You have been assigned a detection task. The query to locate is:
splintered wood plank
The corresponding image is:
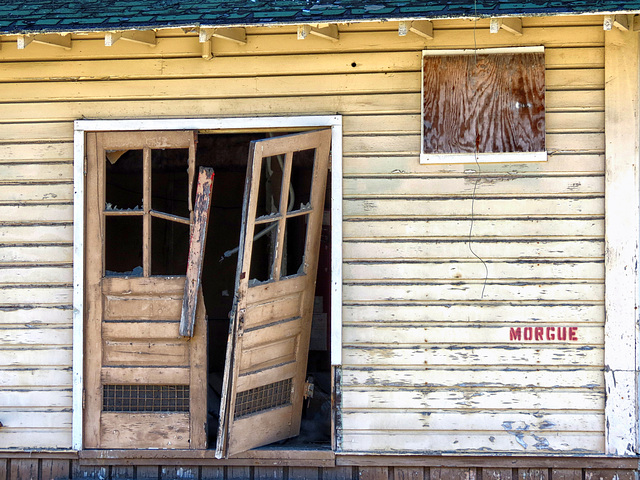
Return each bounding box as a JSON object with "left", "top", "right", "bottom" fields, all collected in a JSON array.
[
  {"left": 201, "top": 467, "right": 225, "bottom": 480},
  {"left": 180, "top": 167, "right": 214, "bottom": 337},
  {"left": 10, "top": 460, "right": 39, "bottom": 480},
  {"left": 100, "top": 413, "right": 190, "bottom": 448},
  {"left": 423, "top": 53, "right": 545, "bottom": 154},
  {"left": 189, "top": 291, "right": 208, "bottom": 449}
]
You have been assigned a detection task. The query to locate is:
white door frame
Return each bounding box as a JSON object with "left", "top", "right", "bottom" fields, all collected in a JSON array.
[{"left": 72, "top": 116, "right": 343, "bottom": 450}]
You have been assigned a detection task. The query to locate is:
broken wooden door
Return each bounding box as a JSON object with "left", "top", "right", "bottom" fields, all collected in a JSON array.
[
  {"left": 84, "top": 131, "right": 207, "bottom": 449},
  {"left": 216, "top": 129, "right": 332, "bottom": 458}
]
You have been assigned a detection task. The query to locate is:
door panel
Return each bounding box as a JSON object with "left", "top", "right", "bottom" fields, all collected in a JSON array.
[
  {"left": 216, "top": 129, "right": 331, "bottom": 458},
  {"left": 84, "top": 131, "right": 206, "bottom": 449}
]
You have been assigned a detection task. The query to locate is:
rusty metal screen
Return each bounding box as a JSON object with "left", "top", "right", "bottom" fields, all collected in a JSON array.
[
  {"left": 234, "top": 378, "right": 292, "bottom": 419},
  {"left": 102, "top": 385, "right": 190, "bottom": 412}
]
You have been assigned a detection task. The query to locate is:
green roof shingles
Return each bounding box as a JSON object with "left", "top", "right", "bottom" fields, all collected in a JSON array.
[{"left": 1, "top": 0, "right": 639, "bottom": 34}]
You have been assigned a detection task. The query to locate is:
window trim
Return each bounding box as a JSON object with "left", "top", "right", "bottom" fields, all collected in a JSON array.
[
  {"left": 420, "top": 46, "right": 547, "bottom": 165},
  {"left": 72, "top": 116, "right": 343, "bottom": 451}
]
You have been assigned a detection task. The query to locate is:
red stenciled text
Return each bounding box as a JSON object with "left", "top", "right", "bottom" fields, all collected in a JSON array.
[{"left": 509, "top": 326, "right": 578, "bottom": 342}]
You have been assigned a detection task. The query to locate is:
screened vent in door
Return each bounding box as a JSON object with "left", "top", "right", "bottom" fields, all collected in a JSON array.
[{"left": 216, "top": 129, "right": 331, "bottom": 458}]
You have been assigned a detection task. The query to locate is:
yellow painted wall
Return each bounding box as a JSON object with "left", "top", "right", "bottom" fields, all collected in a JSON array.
[{"left": 0, "top": 15, "right": 605, "bottom": 452}]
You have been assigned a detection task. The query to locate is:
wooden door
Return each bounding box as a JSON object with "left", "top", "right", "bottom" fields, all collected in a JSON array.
[
  {"left": 84, "top": 131, "right": 207, "bottom": 449},
  {"left": 216, "top": 129, "right": 331, "bottom": 458}
]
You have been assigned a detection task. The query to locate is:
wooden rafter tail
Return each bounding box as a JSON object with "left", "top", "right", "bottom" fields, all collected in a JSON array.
[{"left": 179, "top": 167, "right": 215, "bottom": 337}]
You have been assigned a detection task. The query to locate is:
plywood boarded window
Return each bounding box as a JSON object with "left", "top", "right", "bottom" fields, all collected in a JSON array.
[{"left": 421, "top": 47, "right": 546, "bottom": 164}]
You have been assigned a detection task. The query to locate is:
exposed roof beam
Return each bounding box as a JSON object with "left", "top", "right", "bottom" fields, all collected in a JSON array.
[
  {"left": 17, "top": 33, "right": 71, "bottom": 50},
  {"left": 199, "top": 27, "right": 247, "bottom": 45},
  {"left": 604, "top": 14, "right": 631, "bottom": 31},
  {"left": 105, "top": 30, "right": 156, "bottom": 47},
  {"left": 398, "top": 20, "right": 434, "bottom": 40},
  {"left": 297, "top": 24, "right": 339, "bottom": 42},
  {"left": 490, "top": 17, "right": 523, "bottom": 36}
]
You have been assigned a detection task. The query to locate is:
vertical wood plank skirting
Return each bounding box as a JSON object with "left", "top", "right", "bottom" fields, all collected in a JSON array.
[{"left": 603, "top": 27, "right": 640, "bottom": 456}]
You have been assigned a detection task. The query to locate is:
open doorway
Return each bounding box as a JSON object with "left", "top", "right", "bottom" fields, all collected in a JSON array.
[
  {"left": 77, "top": 119, "right": 338, "bottom": 453},
  {"left": 196, "top": 132, "right": 332, "bottom": 452}
]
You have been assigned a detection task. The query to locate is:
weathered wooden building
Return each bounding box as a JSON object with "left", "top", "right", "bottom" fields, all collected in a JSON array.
[{"left": 1, "top": 0, "right": 640, "bottom": 478}]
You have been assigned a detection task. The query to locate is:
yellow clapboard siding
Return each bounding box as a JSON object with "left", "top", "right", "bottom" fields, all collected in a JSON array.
[
  {"left": 0, "top": 286, "right": 72, "bottom": 305},
  {"left": 0, "top": 122, "right": 73, "bottom": 142},
  {"left": 342, "top": 388, "right": 604, "bottom": 410},
  {"left": 343, "top": 282, "right": 603, "bottom": 302},
  {"left": 0, "top": 367, "right": 72, "bottom": 386},
  {"left": 0, "top": 225, "right": 72, "bottom": 243},
  {"left": 0, "top": 307, "right": 71, "bottom": 325},
  {"left": 0, "top": 266, "right": 72, "bottom": 284},
  {"left": 0, "top": 163, "right": 72, "bottom": 182},
  {"left": 341, "top": 431, "right": 604, "bottom": 453},
  {"left": 0, "top": 47, "right": 604, "bottom": 82},
  {"left": 343, "top": 196, "right": 604, "bottom": 216},
  {"left": 0, "top": 429, "right": 71, "bottom": 449},
  {"left": 343, "top": 239, "right": 604, "bottom": 260},
  {"left": 0, "top": 388, "right": 71, "bottom": 407},
  {"left": 341, "top": 411, "right": 603, "bottom": 432},
  {"left": 0, "top": 204, "right": 73, "bottom": 222},
  {"left": 342, "top": 154, "right": 605, "bottom": 175},
  {"left": 0, "top": 144, "right": 72, "bottom": 162},
  {"left": 0, "top": 410, "right": 71, "bottom": 428},
  {"left": 0, "top": 347, "right": 71, "bottom": 366},
  {"left": 342, "top": 218, "right": 604, "bottom": 238},
  {"left": 0, "top": 326, "right": 71, "bottom": 345},
  {"left": 343, "top": 260, "right": 604, "bottom": 280},
  {"left": 342, "top": 304, "right": 604, "bottom": 324},
  {"left": 342, "top": 345, "right": 602, "bottom": 367},
  {"left": 343, "top": 175, "right": 604, "bottom": 197},
  {"left": 0, "top": 184, "right": 73, "bottom": 202},
  {"left": 342, "top": 324, "right": 602, "bottom": 344},
  {"left": 342, "top": 367, "right": 603, "bottom": 389},
  {"left": 0, "top": 245, "right": 72, "bottom": 263}
]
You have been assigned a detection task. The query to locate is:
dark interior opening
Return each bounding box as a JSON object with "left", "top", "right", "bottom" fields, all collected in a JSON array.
[{"left": 196, "top": 132, "right": 332, "bottom": 449}]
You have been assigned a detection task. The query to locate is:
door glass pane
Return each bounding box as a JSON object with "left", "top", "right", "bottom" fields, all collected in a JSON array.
[
  {"left": 105, "top": 216, "right": 143, "bottom": 276},
  {"left": 255, "top": 156, "right": 284, "bottom": 220},
  {"left": 288, "top": 149, "right": 315, "bottom": 213},
  {"left": 105, "top": 150, "right": 143, "bottom": 211},
  {"left": 248, "top": 221, "right": 279, "bottom": 284},
  {"left": 151, "top": 217, "right": 190, "bottom": 276},
  {"left": 151, "top": 148, "right": 190, "bottom": 218},
  {"left": 282, "top": 214, "right": 308, "bottom": 278}
]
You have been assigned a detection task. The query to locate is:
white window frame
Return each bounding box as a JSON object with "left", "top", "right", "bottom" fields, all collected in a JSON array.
[
  {"left": 420, "top": 46, "right": 547, "bottom": 165},
  {"left": 72, "top": 116, "right": 343, "bottom": 450}
]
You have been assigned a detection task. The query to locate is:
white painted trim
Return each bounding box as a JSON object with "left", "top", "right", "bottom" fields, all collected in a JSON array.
[
  {"left": 72, "top": 115, "right": 344, "bottom": 448},
  {"left": 72, "top": 128, "right": 85, "bottom": 451},
  {"left": 422, "top": 46, "right": 544, "bottom": 56},
  {"left": 419, "top": 151, "right": 547, "bottom": 165},
  {"left": 603, "top": 28, "right": 639, "bottom": 456}
]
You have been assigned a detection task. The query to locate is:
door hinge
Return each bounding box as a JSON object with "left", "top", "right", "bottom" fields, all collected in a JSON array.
[{"left": 303, "top": 376, "right": 315, "bottom": 400}]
